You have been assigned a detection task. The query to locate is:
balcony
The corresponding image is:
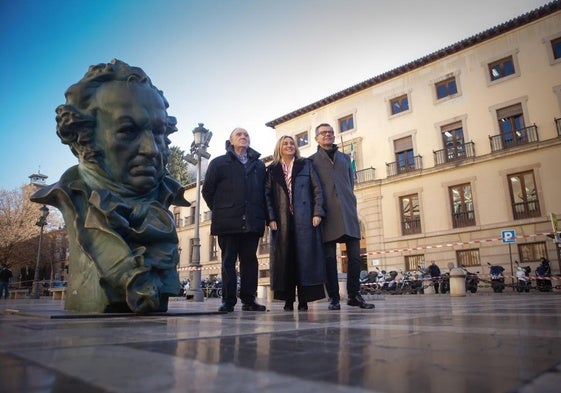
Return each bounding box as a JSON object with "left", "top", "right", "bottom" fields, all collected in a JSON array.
[
  {"left": 386, "top": 155, "right": 423, "bottom": 177},
  {"left": 355, "top": 167, "right": 376, "bottom": 184},
  {"left": 401, "top": 217, "right": 422, "bottom": 235},
  {"left": 489, "top": 124, "right": 538, "bottom": 152},
  {"left": 433, "top": 142, "right": 475, "bottom": 166},
  {"left": 452, "top": 210, "right": 476, "bottom": 228},
  {"left": 512, "top": 200, "right": 541, "bottom": 220}
]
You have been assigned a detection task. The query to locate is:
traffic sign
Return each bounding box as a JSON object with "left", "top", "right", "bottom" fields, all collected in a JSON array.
[{"left": 501, "top": 230, "right": 516, "bottom": 244}]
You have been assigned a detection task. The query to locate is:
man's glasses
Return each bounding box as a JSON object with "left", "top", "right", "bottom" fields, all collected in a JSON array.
[{"left": 318, "top": 130, "right": 334, "bottom": 136}]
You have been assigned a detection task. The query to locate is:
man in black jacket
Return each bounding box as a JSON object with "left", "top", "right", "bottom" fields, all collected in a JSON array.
[{"left": 202, "top": 128, "right": 267, "bottom": 312}]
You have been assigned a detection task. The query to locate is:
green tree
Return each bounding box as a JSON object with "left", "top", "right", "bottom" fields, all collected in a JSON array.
[{"left": 167, "top": 146, "right": 193, "bottom": 185}]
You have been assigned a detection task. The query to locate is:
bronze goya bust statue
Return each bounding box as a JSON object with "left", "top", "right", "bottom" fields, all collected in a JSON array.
[{"left": 31, "top": 59, "right": 190, "bottom": 313}]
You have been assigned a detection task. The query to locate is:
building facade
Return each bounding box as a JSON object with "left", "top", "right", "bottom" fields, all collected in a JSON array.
[{"left": 176, "top": 2, "right": 561, "bottom": 289}]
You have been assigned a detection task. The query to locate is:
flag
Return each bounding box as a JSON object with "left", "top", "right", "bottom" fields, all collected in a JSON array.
[{"left": 350, "top": 142, "right": 357, "bottom": 179}]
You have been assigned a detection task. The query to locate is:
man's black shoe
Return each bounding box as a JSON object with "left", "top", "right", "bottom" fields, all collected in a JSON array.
[
  {"left": 218, "top": 303, "right": 234, "bottom": 312},
  {"left": 241, "top": 302, "right": 266, "bottom": 311},
  {"left": 347, "top": 294, "right": 375, "bottom": 309},
  {"left": 283, "top": 302, "right": 294, "bottom": 311},
  {"left": 297, "top": 302, "right": 308, "bottom": 311},
  {"left": 328, "top": 298, "right": 341, "bottom": 310}
]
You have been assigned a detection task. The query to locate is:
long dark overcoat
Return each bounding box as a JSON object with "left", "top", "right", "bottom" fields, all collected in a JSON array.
[
  {"left": 309, "top": 145, "right": 361, "bottom": 242},
  {"left": 265, "top": 159, "right": 326, "bottom": 292}
]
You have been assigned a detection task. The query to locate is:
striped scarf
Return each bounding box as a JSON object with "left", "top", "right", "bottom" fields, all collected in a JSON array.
[{"left": 281, "top": 159, "right": 294, "bottom": 214}]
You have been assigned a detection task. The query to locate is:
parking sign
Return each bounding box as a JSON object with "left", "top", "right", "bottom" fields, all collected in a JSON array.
[{"left": 501, "top": 230, "right": 516, "bottom": 243}]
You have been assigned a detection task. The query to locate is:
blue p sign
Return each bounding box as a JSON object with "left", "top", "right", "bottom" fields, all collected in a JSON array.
[{"left": 502, "top": 230, "right": 516, "bottom": 244}]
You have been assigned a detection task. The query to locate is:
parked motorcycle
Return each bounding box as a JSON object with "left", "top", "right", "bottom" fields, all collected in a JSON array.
[
  {"left": 376, "top": 268, "right": 398, "bottom": 293},
  {"left": 439, "top": 272, "right": 450, "bottom": 294},
  {"left": 487, "top": 262, "right": 505, "bottom": 293},
  {"left": 360, "top": 270, "right": 379, "bottom": 295},
  {"left": 515, "top": 261, "right": 531, "bottom": 292},
  {"left": 460, "top": 266, "right": 479, "bottom": 293},
  {"left": 535, "top": 257, "right": 552, "bottom": 292},
  {"left": 398, "top": 270, "right": 423, "bottom": 294}
]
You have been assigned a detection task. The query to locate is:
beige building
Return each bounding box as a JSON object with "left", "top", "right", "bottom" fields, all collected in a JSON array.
[{"left": 176, "top": 3, "right": 561, "bottom": 289}]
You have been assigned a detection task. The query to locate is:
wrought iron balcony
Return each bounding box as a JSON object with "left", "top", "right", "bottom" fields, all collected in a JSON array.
[
  {"left": 433, "top": 142, "right": 475, "bottom": 166},
  {"left": 452, "top": 210, "right": 476, "bottom": 228},
  {"left": 355, "top": 167, "right": 376, "bottom": 184},
  {"left": 401, "top": 217, "right": 422, "bottom": 235},
  {"left": 512, "top": 200, "right": 541, "bottom": 220},
  {"left": 489, "top": 124, "right": 538, "bottom": 152},
  {"left": 386, "top": 155, "right": 423, "bottom": 177}
]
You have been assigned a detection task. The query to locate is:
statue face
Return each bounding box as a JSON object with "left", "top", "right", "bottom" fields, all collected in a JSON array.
[{"left": 92, "top": 81, "right": 168, "bottom": 194}]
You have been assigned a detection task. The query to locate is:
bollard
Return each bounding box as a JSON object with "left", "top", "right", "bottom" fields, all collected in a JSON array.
[{"left": 449, "top": 267, "right": 466, "bottom": 297}]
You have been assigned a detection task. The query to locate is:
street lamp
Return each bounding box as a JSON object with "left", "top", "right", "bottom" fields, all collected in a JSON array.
[
  {"left": 185, "top": 123, "right": 212, "bottom": 302},
  {"left": 32, "top": 205, "right": 49, "bottom": 299}
]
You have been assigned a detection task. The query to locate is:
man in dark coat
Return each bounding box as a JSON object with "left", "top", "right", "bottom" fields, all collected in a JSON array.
[
  {"left": 202, "top": 128, "right": 267, "bottom": 312},
  {"left": 309, "top": 123, "right": 374, "bottom": 310}
]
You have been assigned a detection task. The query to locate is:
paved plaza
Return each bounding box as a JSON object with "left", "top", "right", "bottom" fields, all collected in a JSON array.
[{"left": 1, "top": 291, "right": 560, "bottom": 393}]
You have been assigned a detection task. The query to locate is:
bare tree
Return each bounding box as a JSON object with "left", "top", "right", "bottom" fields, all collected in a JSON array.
[{"left": 0, "top": 186, "right": 62, "bottom": 269}]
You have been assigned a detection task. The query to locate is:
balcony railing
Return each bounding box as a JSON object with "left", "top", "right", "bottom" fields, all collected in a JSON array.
[
  {"left": 489, "top": 124, "right": 538, "bottom": 152},
  {"left": 512, "top": 200, "right": 541, "bottom": 220},
  {"left": 386, "top": 155, "right": 423, "bottom": 177},
  {"left": 401, "top": 217, "right": 422, "bottom": 235},
  {"left": 433, "top": 142, "right": 475, "bottom": 166},
  {"left": 555, "top": 117, "right": 561, "bottom": 137},
  {"left": 452, "top": 210, "right": 476, "bottom": 228},
  {"left": 355, "top": 167, "right": 376, "bottom": 184},
  {"left": 184, "top": 216, "right": 195, "bottom": 226}
]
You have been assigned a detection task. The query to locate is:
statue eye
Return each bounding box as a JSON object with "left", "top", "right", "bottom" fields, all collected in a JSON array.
[{"left": 116, "top": 124, "right": 138, "bottom": 138}]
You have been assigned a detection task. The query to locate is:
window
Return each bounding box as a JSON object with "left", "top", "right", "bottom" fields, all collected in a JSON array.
[
  {"left": 488, "top": 56, "right": 515, "bottom": 81},
  {"left": 497, "top": 103, "right": 526, "bottom": 147},
  {"left": 508, "top": 170, "right": 541, "bottom": 219},
  {"left": 441, "top": 122, "right": 465, "bottom": 161},
  {"left": 518, "top": 242, "right": 548, "bottom": 263},
  {"left": 435, "top": 77, "right": 458, "bottom": 99},
  {"left": 400, "top": 194, "right": 421, "bottom": 235},
  {"left": 551, "top": 36, "right": 561, "bottom": 60},
  {"left": 338, "top": 114, "right": 354, "bottom": 133},
  {"left": 394, "top": 136, "right": 415, "bottom": 173},
  {"left": 449, "top": 184, "right": 475, "bottom": 228},
  {"left": 405, "top": 254, "right": 425, "bottom": 272},
  {"left": 390, "top": 94, "right": 409, "bottom": 115},
  {"left": 456, "top": 249, "right": 480, "bottom": 267},
  {"left": 174, "top": 212, "right": 181, "bottom": 228},
  {"left": 209, "top": 236, "right": 218, "bottom": 261},
  {"left": 295, "top": 131, "right": 308, "bottom": 147}
]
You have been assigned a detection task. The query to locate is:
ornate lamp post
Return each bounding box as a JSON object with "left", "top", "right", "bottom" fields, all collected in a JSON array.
[
  {"left": 185, "top": 123, "right": 212, "bottom": 302},
  {"left": 32, "top": 205, "right": 49, "bottom": 299}
]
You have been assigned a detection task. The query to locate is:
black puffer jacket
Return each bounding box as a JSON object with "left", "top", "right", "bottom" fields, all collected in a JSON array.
[{"left": 202, "top": 146, "right": 266, "bottom": 236}]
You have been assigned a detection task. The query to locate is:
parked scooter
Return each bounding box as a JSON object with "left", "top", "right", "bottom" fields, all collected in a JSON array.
[
  {"left": 514, "top": 261, "right": 531, "bottom": 292},
  {"left": 535, "top": 257, "right": 552, "bottom": 292},
  {"left": 487, "top": 262, "right": 505, "bottom": 293}
]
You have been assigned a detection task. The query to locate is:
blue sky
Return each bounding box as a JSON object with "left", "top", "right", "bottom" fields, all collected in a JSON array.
[{"left": 0, "top": 0, "right": 551, "bottom": 191}]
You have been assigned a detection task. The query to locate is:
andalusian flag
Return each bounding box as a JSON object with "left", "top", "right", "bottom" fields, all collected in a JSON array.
[{"left": 350, "top": 142, "right": 357, "bottom": 179}]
